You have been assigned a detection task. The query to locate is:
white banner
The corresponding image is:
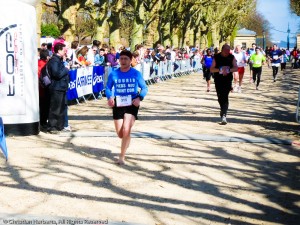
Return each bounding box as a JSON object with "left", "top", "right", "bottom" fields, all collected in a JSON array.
[{"left": 76, "top": 66, "right": 94, "bottom": 98}]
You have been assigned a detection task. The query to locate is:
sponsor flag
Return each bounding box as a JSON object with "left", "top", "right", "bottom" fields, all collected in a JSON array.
[
  {"left": 92, "top": 66, "right": 104, "bottom": 94},
  {"left": 67, "top": 69, "right": 78, "bottom": 101}
]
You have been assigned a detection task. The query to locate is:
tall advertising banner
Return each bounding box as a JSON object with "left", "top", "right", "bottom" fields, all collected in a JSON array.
[{"left": 0, "top": 0, "right": 40, "bottom": 135}]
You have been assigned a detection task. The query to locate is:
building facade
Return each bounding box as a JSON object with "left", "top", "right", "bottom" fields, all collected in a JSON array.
[{"left": 234, "top": 28, "right": 257, "bottom": 49}]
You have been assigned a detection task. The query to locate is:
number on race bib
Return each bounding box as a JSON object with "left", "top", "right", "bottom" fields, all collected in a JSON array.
[{"left": 116, "top": 95, "right": 132, "bottom": 107}]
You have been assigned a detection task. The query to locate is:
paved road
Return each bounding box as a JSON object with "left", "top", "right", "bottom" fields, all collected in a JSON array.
[{"left": 1, "top": 66, "right": 299, "bottom": 225}]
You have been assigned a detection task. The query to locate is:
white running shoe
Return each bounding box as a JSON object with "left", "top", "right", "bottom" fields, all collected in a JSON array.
[
  {"left": 221, "top": 116, "right": 227, "bottom": 125},
  {"left": 233, "top": 86, "right": 238, "bottom": 92},
  {"left": 238, "top": 86, "right": 242, "bottom": 93}
]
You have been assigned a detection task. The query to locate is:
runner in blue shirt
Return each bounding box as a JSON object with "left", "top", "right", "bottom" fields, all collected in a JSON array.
[
  {"left": 268, "top": 44, "right": 282, "bottom": 82},
  {"left": 247, "top": 43, "right": 256, "bottom": 82},
  {"left": 106, "top": 50, "right": 148, "bottom": 165},
  {"left": 201, "top": 49, "right": 213, "bottom": 92}
]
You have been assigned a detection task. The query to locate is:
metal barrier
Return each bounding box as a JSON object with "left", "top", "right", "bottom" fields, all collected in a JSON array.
[{"left": 135, "top": 58, "right": 202, "bottom": 85}]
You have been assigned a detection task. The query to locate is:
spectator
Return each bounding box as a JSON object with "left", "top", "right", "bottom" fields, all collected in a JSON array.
[
  {"left": 47, "top": 43, "right": 53, "bottom": 57},
  {"left": 76, "top": 46, "right": 91, "bottom": 66},
  {"left": 68, "top": 41, "right": 82, "bottom": 67},
  {"left": 95, "top": 48, "right": 106, "bottom": 66},
  {"left": 92, "top": 40, "right": 101, "bottom": 52},
  {"left": 131, "top": 50, "right": 141, "bottom": 71},
  {"left": 103, "top": 45, "right": 110, "bottom": 64},
  {"left": 47, "top": 43, "right": 70, "bottom": 134},
  {"left": 106, "top": 47, "right": 119, "bottom": 69},
  {"left": 52, "top": 36, "right": 65, "bottom": 53},
  {"left": 116, "top": 46, "right": 126, "bottom": 62},
  {"left": 41, "top": 43, "right": 47, "bottom": 50}
]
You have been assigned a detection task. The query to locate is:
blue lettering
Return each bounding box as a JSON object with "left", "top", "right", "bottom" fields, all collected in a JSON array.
[
  {"left": 87, "top": 74, "right": 92, "bottom": 85},
  {"left": 80, "top": 76, "right": 87, "bottom": 86},
  {"left": 77, "top": 76, "right": 82, "bottom": 87},
  {"left": 69, "top": 81, "right": 76, "bottom": 90},
  {"left": 77, "top": 75, "right": 93, "bottom": 87},
  {"left": 93, "top": 74, "right": 103, "bottom": 85}
]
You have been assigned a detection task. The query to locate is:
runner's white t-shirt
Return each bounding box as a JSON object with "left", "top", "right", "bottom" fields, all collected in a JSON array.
[{"left": 233, "top": 51, "right": 246, "bottom": 67}]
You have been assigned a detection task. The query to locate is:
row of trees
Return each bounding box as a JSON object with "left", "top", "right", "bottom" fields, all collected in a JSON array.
[{"left": 37, "top": 0, "right": 266, "bottom": 49}]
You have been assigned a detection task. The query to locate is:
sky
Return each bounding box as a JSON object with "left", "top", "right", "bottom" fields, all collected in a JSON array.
[{"left": 257, "top": 0, "right": 300, "bottom": 42}]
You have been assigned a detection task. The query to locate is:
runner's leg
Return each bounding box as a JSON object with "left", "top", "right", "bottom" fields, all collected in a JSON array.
[
  {"left": 252, "top": 67, "right": 258, "bottom": 85},
  {"left": 272, "top": 66, "right": 276, "bottom": 81},
  {"left": 238, "top": 68, "right": 244, "bottom": 92},
  {"left": 233, "top": 71, "right": 239, "bottom": 92},
  {"left": 114, "top": 114, "right": 136, "bottom": 164},
  {"left": 256, "top": 67, "right": 262, "bottom": 88}
]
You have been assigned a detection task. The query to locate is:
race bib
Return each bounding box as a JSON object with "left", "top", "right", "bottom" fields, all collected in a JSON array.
[
  {"left": 116, "top": 95, "right": 132, "bottom": 107},
  {"left": 273, "top": 55, "right": 278, "bottom": 60}
]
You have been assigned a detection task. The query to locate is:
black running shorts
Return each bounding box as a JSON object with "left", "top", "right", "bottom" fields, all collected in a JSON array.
[{"left": 112, "top": 105, "right": 139, "bottom": 120}]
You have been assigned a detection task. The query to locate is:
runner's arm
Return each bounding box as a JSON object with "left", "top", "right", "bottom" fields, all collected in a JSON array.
[
  {"left": 105, "top": 73, "right": 114, "bottom": 99},
  {"left": 137, "top": 74, "right": 148, "bottom": 100},
  {"left": 230, "top": 57, "right": 238, "bottom": 73},
  {"left": 210, "top": 59, "right": 218, "bottom": 73}
]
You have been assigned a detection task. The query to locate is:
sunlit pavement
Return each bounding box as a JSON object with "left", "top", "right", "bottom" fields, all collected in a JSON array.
[{"left": 1, "top": 65, "right": 299, "bottom": 225}]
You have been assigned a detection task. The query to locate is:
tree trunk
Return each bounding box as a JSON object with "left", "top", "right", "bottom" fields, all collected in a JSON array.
[
  {"left": 162, "top": 22, "right": 171, "bottom": 47},
  {"left": 171, "top": 28, "right": 180, "bottom": 48},
  {"left": 211, "top": 23, "right": 220, "bottom": 48},
  {"left": 108, "top": 0, "right": 123, "bottom": 48},
  {"left": 109, "top": 27, "right": 121, "bottom": 48},
  {"left": 189, "top": 28, "right": 194, "bottom": 46},
  {"left": 195, "top": 29, "right": 201, "bottom": 48},
  {"left": 130, "top": 1, "right": 145, "bottom": 50},
  {"left": 200, "top": 28, "right": 208, "bottom": 49},
  {"left": 89, "top": 0, "right": 109, "bottom": 44},
  {"left": 94, "top": 22, "right": 106, "bottom": 42},
  {"left": 61, "top": 4, "right": 79, "bottom": 43}
]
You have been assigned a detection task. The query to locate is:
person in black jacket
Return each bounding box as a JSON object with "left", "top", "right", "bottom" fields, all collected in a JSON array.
[{"left": 47, "top": 43, "right": 70, "bottom": 134}]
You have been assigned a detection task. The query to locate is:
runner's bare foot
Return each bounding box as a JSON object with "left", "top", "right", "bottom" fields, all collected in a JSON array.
[{"left": 115, "top": 158, "right": 125, "bottom": 165}]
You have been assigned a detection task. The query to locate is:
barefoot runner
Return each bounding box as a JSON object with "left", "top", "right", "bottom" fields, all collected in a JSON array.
[{"left": 105, "top": 50, "right": 148, "bottom": 165}]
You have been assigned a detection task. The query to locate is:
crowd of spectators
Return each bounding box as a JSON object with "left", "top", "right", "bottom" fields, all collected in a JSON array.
[{"left": 39, "top": 40, "right": 207, "bottom": 76}]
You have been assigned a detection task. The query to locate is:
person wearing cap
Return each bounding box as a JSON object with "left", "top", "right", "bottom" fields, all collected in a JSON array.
[
  {"left": 210, "top": 44, "right": 238, "bottom": 125},
  {"left": 249, "top": 47, "right": 266, "bottom": 90},
  {"left": 105, "top": 50, "right": 148, "bottom": 165}
]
